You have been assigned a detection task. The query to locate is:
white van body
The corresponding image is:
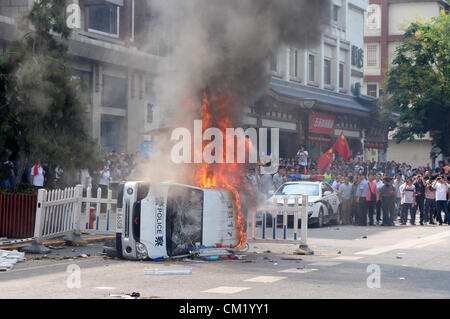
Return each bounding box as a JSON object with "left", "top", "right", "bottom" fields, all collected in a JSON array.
[{"left": 116, "top": 181, "right": 241, "bottom": 260}]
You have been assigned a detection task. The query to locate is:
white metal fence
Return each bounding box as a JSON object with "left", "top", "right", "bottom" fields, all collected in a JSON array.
[
  {"left": 249, "top": 195, "right": 310, "bottom": 247},
  {"left": 34, "top": 185, "right": 82, "bottom": 243},
  {"left": 80, "top": 187, "right": 117, "bottom": 235},
  {"left": 33, "top": 185, "right": 117, "bottom": 246}
]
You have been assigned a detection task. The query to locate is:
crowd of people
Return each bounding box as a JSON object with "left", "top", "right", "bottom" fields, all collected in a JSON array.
[
  {"left": 244, "top": 146, "right": 450, "bottom": 227},
  {"left": 0, "top": 150, "right": 141, "bottom": 192}
]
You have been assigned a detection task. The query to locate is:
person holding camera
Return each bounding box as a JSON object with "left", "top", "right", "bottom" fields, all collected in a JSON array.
[
  {"left": 400, "top": 177, "right": 416, "bottom": 225},
  {"left": 433, "top": 175, "right": 449, "bottom": 225},
  {"left": 424, "top": 176, "right": 437, "bottom": 224}
]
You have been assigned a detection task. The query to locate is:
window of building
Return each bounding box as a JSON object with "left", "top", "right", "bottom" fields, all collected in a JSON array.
[
  {"left": 289, "top": 48, "right": 299, "bottom": 79},
  {"left": 339, "top": 63, "right": 344, "bottom": 89},
  {"left": 147, "top": 104, "right": 154, "bottom": 123},
  {"left": 367, "top": 83, "right": 378, "bottom": 97},
  {"left": 333, "top": 5, "right": 340, "bottom": 23},
  {"left": 308, "top": 54, "right": 315, "bottom": 82},
  {"left": 367, "top": 43, "right": 378, "bottom": 67},
  {"left": 270, "top": 53, "right": 278, "bottom": 73},
  {"left": 102, "top": 74, "right": 127, "bottom": 109},
  {"left": 366, "top": 4, "right": 381, "bottom": 29},
  {"left": 87, "top": 4, "right": 120, "bottom": 37},
  {"left": 72, "top": 69, "right": 93, "bottom": 104},
  {"left": 324, "top": 59, "right": 331, "bottom": 85}
]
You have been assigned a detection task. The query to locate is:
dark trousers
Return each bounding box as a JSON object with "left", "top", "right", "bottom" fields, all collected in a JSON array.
[
  {"left": 381, "top": 198, "right": 392, "bottom": 225},
  {"left": 376, "top": 200, "right": 382, "bottom": 222},
  {"left": 436, "top": 200, "right": 449, "bottom": 224},
  {"left": 367, "top": 200, "right": 376, "bottom": 225},
  {"left": 425, "top": 199, "right": 436, "bottom": 223},
  {"left": 414, "top": 197, "right": 425, "bottom": 223},
  {"left": 401, "top": 203, "right": 415, "bottom": 224},
  {"left": 358, "top": 198, "right": 368, "bottom": 226}
]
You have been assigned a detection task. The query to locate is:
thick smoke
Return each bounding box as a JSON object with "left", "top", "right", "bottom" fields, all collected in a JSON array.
[
  {"left": 134, "top": 0, "right": 330, "bottom": 184},
  {"left": 147, "top": 0, "right": 331, "bottom": 128}
]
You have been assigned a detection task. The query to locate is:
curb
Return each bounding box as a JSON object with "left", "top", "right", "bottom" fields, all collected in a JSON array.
[{"left": 0, "top": 235, "right": 115, "bottom": 251}]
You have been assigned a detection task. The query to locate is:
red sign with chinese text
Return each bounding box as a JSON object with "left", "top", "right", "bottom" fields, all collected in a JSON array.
[{"left": 309, "top": 113, "right": 336, "bottom": 135}]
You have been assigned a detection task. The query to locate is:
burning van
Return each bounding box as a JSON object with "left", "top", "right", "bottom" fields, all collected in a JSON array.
[{"left": 115, "top": 181, "right": 242, "bottom": 260}]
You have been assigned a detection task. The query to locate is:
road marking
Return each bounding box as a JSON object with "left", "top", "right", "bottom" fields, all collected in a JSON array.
[
  {"left": 355, "top": 230, "right": 450, "bottom": 255},
  {"left": 333, "top": 256, "right": 363, "bottom": 261},
  {"left": 279, "top": 268, "right": 318, "bottom": 274},
  {"left": 202, "top": 286, "right": 251, "bottom": 294},
  {"left": 413, "top": 239, "right": 445, "bottom": 249},
  {"left": 309, "top": 262, "right": 342, "bottom": 266},
  {"left": 95, "top": 287, "right": 116, "bottom": 290},
  {"left": 5, "top": 260, "right": 86, "bottom": 273},
  {"left": 244, "top": 276, "right": 286, "bottom": 283}
]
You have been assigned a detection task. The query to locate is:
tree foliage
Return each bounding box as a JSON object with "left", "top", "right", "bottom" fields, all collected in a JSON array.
[
  {"left": 383, "top": 11, "right": 449, "bottom": 156},
  {"left": 0, "top": 0, "right": 104, "bottom": 185}
]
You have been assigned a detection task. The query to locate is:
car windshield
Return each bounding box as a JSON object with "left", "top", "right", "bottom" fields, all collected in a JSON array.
[{"left": 276, "top": 183, "right": 320, "bottom": 196}]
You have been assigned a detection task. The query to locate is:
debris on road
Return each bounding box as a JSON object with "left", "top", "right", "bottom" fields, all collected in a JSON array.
[
  {"left": 182, "top": 258, "right": 206, "bottom": 263},
  {"left": 281, "top": 257, "right": 303, "bottom": 261},
  {"left": 144, "top": 269, "right": 192, "bottom": 275},
  {"left": 0, "top": 250, "right": 25, "bottom": 271}
]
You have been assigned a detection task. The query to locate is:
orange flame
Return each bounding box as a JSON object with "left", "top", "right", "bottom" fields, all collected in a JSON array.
[{"left": 191, "top": 90, "right": 248, "bottom": 248}]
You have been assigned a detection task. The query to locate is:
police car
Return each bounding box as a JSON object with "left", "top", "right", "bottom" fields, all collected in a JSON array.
[{"left": 265, "top": 177, "right": 342, "bottom": 228}]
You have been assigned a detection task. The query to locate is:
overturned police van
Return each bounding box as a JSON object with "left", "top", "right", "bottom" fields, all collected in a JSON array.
[{"left": 114, "top": 181, "right": 241, "bottom": 260}]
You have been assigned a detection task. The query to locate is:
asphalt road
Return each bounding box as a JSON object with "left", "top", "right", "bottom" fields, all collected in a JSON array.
[{"left": 1, "top": 224, "right": 450, "bottom": 299}]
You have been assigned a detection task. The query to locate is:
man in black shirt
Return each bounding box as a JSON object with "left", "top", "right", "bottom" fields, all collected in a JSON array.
[{"left": 413, "top": 175, "right": 426, "bottom": 225}]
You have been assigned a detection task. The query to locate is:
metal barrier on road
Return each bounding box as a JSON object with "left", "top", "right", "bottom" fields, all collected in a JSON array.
[
  {"left": 80, "top": 186, "right": 117, "bottom": 235},
  {"left": 33, "top": 185, "right": 82, "bottom": 244},
  {"left": 249, "top": 195, "right": 313, "bottom": 254},
  {"left": 25, "top": 184, "right": 117, "bottom": 253}
]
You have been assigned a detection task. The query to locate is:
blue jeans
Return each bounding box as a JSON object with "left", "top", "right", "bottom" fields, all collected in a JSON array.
[
  {"left": 436, "top": 200, "right": 449, "bottom": 224},
  {"left": 395, "top": 198, "right": 402, "bottom": 219},
  {"left": 381, "top": 198, "right": 392, "bottom": 225},
  {"left": 401, "top": 203, "right": 415, "bottom": 224}
]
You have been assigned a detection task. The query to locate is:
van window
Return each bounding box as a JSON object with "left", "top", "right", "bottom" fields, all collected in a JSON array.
[{"left": 165, "top": 186, "right": 203, "bottom": 257}]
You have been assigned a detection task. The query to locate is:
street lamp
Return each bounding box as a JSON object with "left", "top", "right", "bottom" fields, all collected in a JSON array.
[
  {"left": 294, "top": 99, "right": 316, "bottom": 256},
  {"left": 300, "top": 99, "right": 316, "bottom": 151}
]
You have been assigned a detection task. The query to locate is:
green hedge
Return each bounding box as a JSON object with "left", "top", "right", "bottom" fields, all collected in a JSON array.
[{"left": 0, "top": 183, "right": 38, "bottom": 195}]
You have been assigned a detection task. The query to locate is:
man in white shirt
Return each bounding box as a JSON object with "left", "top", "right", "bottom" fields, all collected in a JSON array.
[
  {"left": 80, "top": 169, "right": 92, "bottom": 197},
  {"left": 375, "top": 174, "right": 384, "bottom": 225},
  {"left": 400, "top": 178, "right": 416, "bottom": 225},
  {"left": 30, "top": 163, "right": 45, "bottom": 188},
  {"left": 433, "top": 176, "right": 449, "bottom": 225},
  {"left": 296, "top": 145, "right": 309, "bottom": 174}
]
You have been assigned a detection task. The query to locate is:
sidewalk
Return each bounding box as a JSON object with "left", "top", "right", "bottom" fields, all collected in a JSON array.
[{"left": 0, "top": 234, "right": 115, "bottom": 251}]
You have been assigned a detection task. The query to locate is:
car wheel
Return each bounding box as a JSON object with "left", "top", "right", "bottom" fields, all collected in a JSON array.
[
  {"left": 332, "top": 205, "right": 342, "bottom": 225},
  {"left": 312, "top": 208, "right": 324, "bottom": 228},
  {"left": 318, "top": 209, "right": 324, "bottom": 228}
]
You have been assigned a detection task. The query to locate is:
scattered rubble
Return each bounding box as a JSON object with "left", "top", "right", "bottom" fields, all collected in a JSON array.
[{"left": 0, "top": 250, "right": 25, "bottom": 271}]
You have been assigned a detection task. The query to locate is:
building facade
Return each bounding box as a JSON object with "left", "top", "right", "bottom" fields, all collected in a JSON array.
[
  {"left": 242, "top": 0, "right": 387, "bottom": 163},
  {"left": 0, "top": 0, "right": 159, "bottom": 154},
  {"left": 363, "top": 0, "right": 448, "bottom": 167}
]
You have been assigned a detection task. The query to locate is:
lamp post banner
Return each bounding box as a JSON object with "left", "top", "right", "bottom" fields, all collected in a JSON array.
[{"left": 309, "top": 113, "right": 336, "bottom": 135}]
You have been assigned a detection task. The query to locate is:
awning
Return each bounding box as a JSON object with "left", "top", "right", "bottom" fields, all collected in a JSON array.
[
  {"left": 105, "top": 0, "right": 124, "bottom": 6},
  {"left": 309, "top": 137, "right": 332, "bottom": 143},
  {"left": 269, "top": 77, "right": 377, "bottom": 113}
]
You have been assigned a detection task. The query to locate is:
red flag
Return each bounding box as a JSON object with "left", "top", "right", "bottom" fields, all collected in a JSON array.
[
  {"left": 334, "top": 132, "right": 351, "bottom": 162},
  {"left": 317, "top": 147, "right": 334, "bottom": 173}
]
